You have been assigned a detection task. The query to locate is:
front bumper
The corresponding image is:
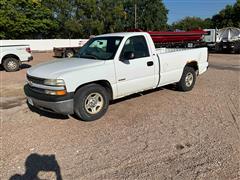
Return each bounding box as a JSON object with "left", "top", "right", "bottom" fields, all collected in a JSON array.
[
  {"left": 27, "top": 96, "right": 74, "bottom": 115},
  {"left": 24, "top": 85, "right": 74, "bottom": 115}
]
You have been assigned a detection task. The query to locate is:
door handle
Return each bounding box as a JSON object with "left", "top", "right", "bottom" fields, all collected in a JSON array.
[{"left": 147, "top": 61, "right": 154, "bottom": 66}]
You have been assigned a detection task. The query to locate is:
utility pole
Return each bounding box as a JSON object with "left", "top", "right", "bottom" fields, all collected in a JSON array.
[{"left": 134, "top": 3, "right": 137, "bottom": 29}]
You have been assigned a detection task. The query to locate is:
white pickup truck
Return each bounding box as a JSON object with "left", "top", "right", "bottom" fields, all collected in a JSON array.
[
  {"left": 25, "top": 32, "right": 208, "bottom": 121},
  {"left": 0, "top": 45, "right": 33, "bottom": 72}
]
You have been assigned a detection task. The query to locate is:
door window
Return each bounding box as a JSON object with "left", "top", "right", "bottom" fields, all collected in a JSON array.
[{"left": 120, "top": 36, "right": 150, "bottom": 59}]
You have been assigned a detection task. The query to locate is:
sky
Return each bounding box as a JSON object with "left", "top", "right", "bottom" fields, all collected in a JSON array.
[{"left": 163, "top": 0, "right": 236, "bottom": 24}]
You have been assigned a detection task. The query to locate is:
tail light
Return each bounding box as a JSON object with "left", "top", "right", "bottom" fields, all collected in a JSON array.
[{"left": 26, "top": 47, "right": 31, "bottom": 53}]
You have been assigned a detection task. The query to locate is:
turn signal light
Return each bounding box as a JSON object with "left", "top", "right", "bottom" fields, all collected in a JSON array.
[
  {"left": 55, "top": 90, "right": 67, "bottom": 95},
  {"left": 45, "top": 90, "right": 66, "bottom": 96}
]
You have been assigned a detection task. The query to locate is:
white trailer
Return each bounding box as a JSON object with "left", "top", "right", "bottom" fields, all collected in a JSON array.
[{"left": 204, "top": 27, "right": 240, "bottom": 53}]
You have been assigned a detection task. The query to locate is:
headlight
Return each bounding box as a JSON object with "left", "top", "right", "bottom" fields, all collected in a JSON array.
[{"left": 43, "top": 79, "right": 65, "bottom": 86}]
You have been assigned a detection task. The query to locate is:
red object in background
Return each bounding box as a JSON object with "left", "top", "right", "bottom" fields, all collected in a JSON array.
[
  {"left": 128, "top": 29, "right": 207, "bottom": 43},
  {"left": 26, "top": 47, "right": 31, "bottom": 53}
]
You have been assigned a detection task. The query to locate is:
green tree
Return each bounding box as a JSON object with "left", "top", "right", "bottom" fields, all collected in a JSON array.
[
  {"left": 75, "top": 0, "right": 104, "bottom": 37},
  {"left": 0, "top": 0, "right": 169, "bottom": 39},
  {"left": 172, "top": 17, "right": 213, "bottom": 30},
  {"left": 233, "top": 0, "right": 240, "bottom": 27},
  {"left": 212, "top": 0, "right": 240, "bottom": 28},
  {"left": 46, "top": 0, "right": 125, "bottom": 38},
  {"left": 98, "top": 0, "right": 126, "bottom": 33},
  {"left": 124, "top": 0, "right": 168, "bottom": 30},
  {"left": 0, "top": 0, "right": 59, "bottom": 39},
  {"left": 42, "top": 0, "right": 81, "bottom": 38},
  {"left": 75, "top": 0, "right": 126, "bottom": 37}
]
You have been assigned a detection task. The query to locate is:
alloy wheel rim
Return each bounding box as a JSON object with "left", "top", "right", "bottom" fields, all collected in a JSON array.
[
  {"left": 84, "top": 92, "right": 104, "bottom": 114},
  {"left": 185, "top": 72, "right": 194, "bottom": 87},
  {"left": 7, "top": 60, "right": 17, "bottom": 70},
  {"left": 67, "top": 52, "right": 73, "bottom": 58}
]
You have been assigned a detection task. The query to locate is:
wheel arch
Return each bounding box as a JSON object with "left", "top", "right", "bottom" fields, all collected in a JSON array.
[
  {"left": 1, "top": 54, "right": 20, "bottom": 64},
  {"left": 66, "top": 48, "right": 74, "bottom": 52},
  {"left": 74, "top": 80, "right": 113, "bottom": 100},
  {"left": 185, "top": 61, "right": 199, "bottom": 74}
]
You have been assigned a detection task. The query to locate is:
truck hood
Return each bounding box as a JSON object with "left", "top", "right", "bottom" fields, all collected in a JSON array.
[{"left": 27, "top": 58, "right": 105, "bottom": 79}]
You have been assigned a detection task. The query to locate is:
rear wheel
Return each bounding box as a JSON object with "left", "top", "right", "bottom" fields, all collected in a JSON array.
[
  {"left": 233, "top": 41, "right": 240, "bottom": 54},
  {"left": 177, "top": 66, "right": 196, "bottom": 91},
  {"left": 3, "top": 57, "right": 20, "bottom": 72},
  {"left": 215, "top": 43, "right": 222, "bottom": 53},
  {"left": 65, "top": 50, "right": 74, "bottom": 58},
  {"left": 74, "top": 84, "right": 109, "bottom": 121}
]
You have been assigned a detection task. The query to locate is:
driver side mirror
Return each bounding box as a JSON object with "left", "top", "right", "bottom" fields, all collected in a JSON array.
[{"left": 120, "top": 51, "right": 135, "bottom": 61}]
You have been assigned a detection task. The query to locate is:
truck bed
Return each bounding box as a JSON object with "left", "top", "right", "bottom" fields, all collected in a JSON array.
[{"left": 155, "top": 47, "right": 208, "bottom": 87}]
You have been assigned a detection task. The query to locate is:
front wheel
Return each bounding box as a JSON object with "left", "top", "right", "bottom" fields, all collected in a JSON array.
[
  {"left": 74, "top": 84, "right": 109, "bottom": 121},
  {"left": 177, "top": 66, "right": 196, "bottom": 91}
]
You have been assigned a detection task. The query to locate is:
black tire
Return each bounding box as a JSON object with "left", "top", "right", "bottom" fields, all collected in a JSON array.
[
  {"left": 233, "top": 41, "right": 240, "bottom": 54},
  {"left": 65, "top": 50, "right": 74, "bottom": 58},
  {"left": 177, "top": 66, "right": 196, "bottom": 91},
  {"left": 215, "top": 43, "right": 222, "bottom": 53},
  {"left": 74, "top": 84, "right": 109, "bottom": 121},
  {"left": 3, "top": 57, "right": 20, "bottom": 72}
]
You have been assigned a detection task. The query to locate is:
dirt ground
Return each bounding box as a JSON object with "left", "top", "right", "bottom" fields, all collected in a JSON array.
[{"left": 0, "top": 52, "right": 240, "bottom": 180}]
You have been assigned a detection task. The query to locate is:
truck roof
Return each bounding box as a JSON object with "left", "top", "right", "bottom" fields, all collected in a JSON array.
[
  {"left": 96, "top": 32, "right": 149, "bottom": 38},
  {"left": 0, "top": 44, "right": 30, "bottom": 47}
]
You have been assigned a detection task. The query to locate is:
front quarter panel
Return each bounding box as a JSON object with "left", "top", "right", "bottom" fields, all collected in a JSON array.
[{"left": 58, "top": 60, "right": 117, "bottom": 97}]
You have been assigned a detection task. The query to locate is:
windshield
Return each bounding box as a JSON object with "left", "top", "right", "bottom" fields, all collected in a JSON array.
[{"left": 77, "top": 36, "right": 123, "bottom": 60}]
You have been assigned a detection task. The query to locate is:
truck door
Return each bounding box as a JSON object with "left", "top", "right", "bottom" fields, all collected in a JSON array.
[{"left": 115, "top": 35, "right": 155, "bottom": 97}]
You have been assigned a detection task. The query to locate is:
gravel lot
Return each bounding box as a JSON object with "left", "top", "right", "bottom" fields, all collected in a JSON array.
[{"left": 1, "top": 52, "right": 240, "bottom": 179}]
